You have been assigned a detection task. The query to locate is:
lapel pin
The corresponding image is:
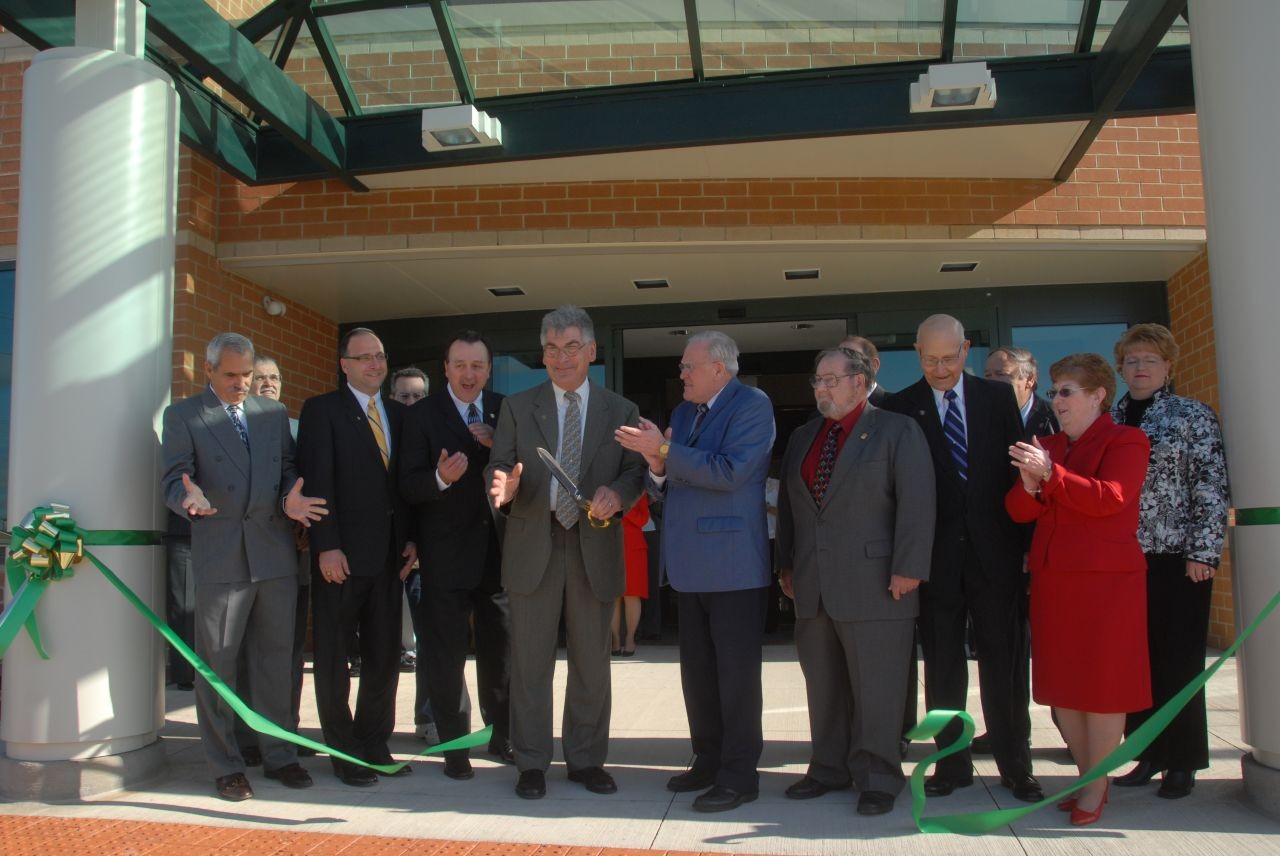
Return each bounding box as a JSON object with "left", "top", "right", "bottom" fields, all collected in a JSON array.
[
  {"left": 860, "top": 433, "right": 869, "bottom": 440},
  {"left": 918, "top": 409, "right": 926, "bottom": 416}
]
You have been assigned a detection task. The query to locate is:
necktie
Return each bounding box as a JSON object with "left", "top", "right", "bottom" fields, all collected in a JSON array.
[
  {"left": 466, "top": 402, "right": 481, "bottom": 426},
  {"left": 810, "top": 423, "right": 842, "bottom": 505},
  {"left": 688, "top": 403, "right": 709, "bottom": 442},
  {"left": 367, "top": 397, "right": 390, "bottom": 470},
  {"left": 227, "top": 404, "right": 249, "bottom": 449},
  {"left": 555, "top": 391, "right": 582, "bottom": 528},
  {"left": 943, "top": 388, "right": 968, "bottom": 480}
]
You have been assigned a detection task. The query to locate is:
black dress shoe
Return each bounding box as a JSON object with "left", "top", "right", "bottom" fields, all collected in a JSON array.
[
  {"left": 264, "top": 763, "right": 314, "bottom": 789},
  {"left": 857, "top": 791, "right": 896, "bottom": 816},
  {"left": 1000, "top": 774, "right": 1044, "bottom": 803},
  {"left": 488, "top": 740, "right": 515, "bottom": 764},
  {"left": 335, "top": 763, "right": 378, "bottom": 787},
  {"left": 923, "top": 773, "right": 973, "bottom": 796},
  {"left": 692, "top": 785, "right": 758, "bottom": 813},
  {"left": 376, "top": 760, "right": 413, "bottom": 778},
  {"left": 516, "top": 769, "right": 546, "bottom": 799},
  {"left": 1115, "top": 760, "right": 1159, "bottom": 787},
  {"left": 971, "top": 732, "right": 993, "bottom": 754},
  {"left": 667, "top": 768, "right": 717, "bottom": 793},
  {"left": 240, "top": 746, "right": 263, "bottom": 768},
  {"left": 568, "top": 766, "right": 618, "bottom": 794},
  {"left": 215, "top": 772, "right": 254, "bottom": 801},
  {"left": 784, "top": 776, "right": 851, "bottom": 800},
  {"left": 175, "top": 681, "right": 194, "bottom": 691},
  {"left": 297, "top": 746, "right": 318, "bottom": 758},
  {"left": 1157, "top": 769, "right": 1195, "bottom": 799},
  {"left": 899, "top": 740, "right": 910, "bottom": 760},
  {"left": 444, "top": 756, "right": 474, "bottom": 780}
]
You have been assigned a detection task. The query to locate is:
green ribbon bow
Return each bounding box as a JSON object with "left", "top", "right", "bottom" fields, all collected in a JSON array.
[{"left": 1, "top": 504, "right": 488, "bottom": 773}]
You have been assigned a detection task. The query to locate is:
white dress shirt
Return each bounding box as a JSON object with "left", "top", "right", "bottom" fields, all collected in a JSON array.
[
  {"left": 932, "top": 378, "right": 967, "bottom": 428},
  {"left": 212, "top": 386, "right": 249, "bottom": 442},
  {"left": 550, "top": 378, "right": 591, "bottom": 506}
]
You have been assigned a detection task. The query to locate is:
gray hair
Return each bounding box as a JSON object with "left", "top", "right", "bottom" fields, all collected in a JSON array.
[
  {"left": 688, "top": 330, "right": 740, "bottom": 375},
  {"left": 254, "top": 354, "right": 279, "bottom": 370},
  {"left": 540, "top": 305, "right": 595, "bottom": 346},
  {"left": 989, "top": 345, "right": 1038, "bottom": 383},
  {"left": 206, "top": 332, "right": 254, "bottom": 367},
  {"left": 816, "top": 347, "right": 875, "bottom": 386}
]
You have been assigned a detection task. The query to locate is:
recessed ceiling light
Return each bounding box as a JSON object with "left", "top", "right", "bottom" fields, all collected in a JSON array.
[
  {"left": 488, "top": 286, "right": 525, "bottom": 297},
  {"left": 633, "top": 278, "right": 669, "bottom": 290},
  {"left": 669, "top": 329, "right": 689, "bottom": 336},
  {"left": 791, "top": 323, "right": 814, "bottom": 330},
  {"left": 939, "top": 262, "right": 979, "bottom": 273},
  {"left": 784, "top": 269, "right": 820, "bottom": 281}
]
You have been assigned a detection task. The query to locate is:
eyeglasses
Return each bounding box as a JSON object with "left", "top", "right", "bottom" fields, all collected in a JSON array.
[
  {"left": 1122, "top": 356, "right": 1165, "bottom": 370},
  {"left": 543, "top": 342, "right": 586, "bottom": 360},
  {"left": 1046, "top": 386, "right": 1091, "bottom": 399},
  {"left": 920, "top": 347, "right": 964, "bottom": 370},
  {"left": 393, "top": 391, "right": 426, "bottom": 403},
  {"left": 677, "top": 361, "right": 715, "bottom": 374},
  {"left": 809, "top": 374, "right": 855, "bottom": 389},
  {"left": 344, "top": 352, "right": 388, "bottom": 364}
]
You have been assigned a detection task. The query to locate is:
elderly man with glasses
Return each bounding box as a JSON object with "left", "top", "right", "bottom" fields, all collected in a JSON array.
[{"left": 882, "top": 315, "right": 1043, "bottom": 803}]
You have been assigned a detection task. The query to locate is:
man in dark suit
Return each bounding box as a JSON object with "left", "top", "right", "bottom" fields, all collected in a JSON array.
[
  {"left": 161, "top": 332, "right": 326, "bottom": 801},
  {"left": 401, "top": 331, "right": 512, "bottom": 781},
  {"left": 776, "top": 347, "right": 935, "bottom": 816},
  {"left": 985, "top": 346, "right": 1060, "bottom": 440},
  {"left": 617, "top": 331, "right": 775, "bottom": 813},
  {"left": 297, "top": 327, "right": 417, "bottom": 787},
  {"left": 487, "top": 306, "right": 646, "bottom": 800},
  {"left": 882, "top": 315, "right": 1042, "bottom": 803}
]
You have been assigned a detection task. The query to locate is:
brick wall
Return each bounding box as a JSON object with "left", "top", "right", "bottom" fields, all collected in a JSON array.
[
  {"left": 0, "top": 60, "right": 22, "bottom": 246},
  {"left": 1166, "top": 248, "right": 1234, "bottom": 648},
  {"left": 173, "top": 243, "right": 336, "bottom": 417},
  {"left": 219, "top": 115, "right": 1204, "bottom": 243}
]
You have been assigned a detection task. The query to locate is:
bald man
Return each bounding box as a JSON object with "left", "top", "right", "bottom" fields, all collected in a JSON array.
[{"left": 882, "top": 315, "right": 1041, "bottom": 803}]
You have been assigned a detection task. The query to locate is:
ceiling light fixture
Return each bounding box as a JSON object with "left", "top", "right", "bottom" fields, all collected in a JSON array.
[
  {"left": 487, "top": 286, "right": 525, "bottom": 297},
  {"left": 262, "top": 295, "right": 287, "bottom": 317},
  {"left": 910, "top": 63, "right": 997, "bottom": 112},
  {"left": 784, "top": 269, "right": 820, "bottom": 281},
  {"left": 939, "top": 262, "right": 980, "bottom": 272},
  {"left": 421, "top": 105, "right": 503, "bottom": 152},
  {"left": 633, "top": 278, "right": 669, "bottom": 290}
]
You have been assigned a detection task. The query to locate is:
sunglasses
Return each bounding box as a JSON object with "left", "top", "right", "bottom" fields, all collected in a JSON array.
[{"left": 1046, "top": 386, "right": 1091, "bottom": 399}]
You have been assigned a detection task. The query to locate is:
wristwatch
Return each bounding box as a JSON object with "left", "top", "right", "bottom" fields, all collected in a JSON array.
[{"left": 658, "top": 441, "right": 671, "bottom": 460}]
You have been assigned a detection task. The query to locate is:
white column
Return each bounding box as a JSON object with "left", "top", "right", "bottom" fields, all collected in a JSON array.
[
  {"left": 1188, "top": 0, "right": 1280, "bottom": 787},
  {"left": 1, "top": 2, "right": 176, "bottom": 767}
]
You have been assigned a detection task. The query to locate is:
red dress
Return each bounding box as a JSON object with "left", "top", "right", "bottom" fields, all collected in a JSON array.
[
  {"left": 622, "top": 496, "right": 650, "bottom": 599},
  {"left": 1005, "top": 414, "right": 1153, "bottom": 713}
]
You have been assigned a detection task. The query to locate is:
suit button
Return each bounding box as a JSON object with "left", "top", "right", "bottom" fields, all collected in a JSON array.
[
  {"left": 244, "top": 515, "right": 250, "bottom": 522},
  {"left": 273, "top": 483, "right": 280, "bottom": 491},
  {"left": 228, "top": 485, "right": 236, "bottom": 491}
]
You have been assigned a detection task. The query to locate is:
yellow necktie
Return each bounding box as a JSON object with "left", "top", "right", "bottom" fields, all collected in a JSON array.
[{"left": 367, "top": 398, "right": 389, "bottom": 469}]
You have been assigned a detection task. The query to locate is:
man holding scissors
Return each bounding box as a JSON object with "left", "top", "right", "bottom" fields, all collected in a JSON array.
[{"left": 486, "top": 305, "right": 646, "bottom": 800}]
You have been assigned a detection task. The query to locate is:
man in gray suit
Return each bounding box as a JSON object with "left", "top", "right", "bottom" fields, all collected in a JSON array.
[
  {"left": 775, "top": 347, "right": 935, "bottom": 816},
  {"left": 161, "top": 332, "right": 327, "bottom": 801},
  {"left": 487, "top": 305, "right": 646, "bottom": 800}
]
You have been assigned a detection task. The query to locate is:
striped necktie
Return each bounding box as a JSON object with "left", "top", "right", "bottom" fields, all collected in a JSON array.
[
  {"left": 366, "top": 397, "right": 390, "bottom": 469},
  {"left": 466, "top": 402, "right": 481, "bottom": 425},
  {"left": 688, "top": 403, "right": 709, "bottom": 442},
  {"left": 227, "top": 404, "right": 249, "bottom": 449},
  {"left": 555, "top": 391, "right": 582, "bottom": 528},
  {"left": 943, "top": 388, "right": 968, "bottom": 480},
  {"left": 810, "top": 423, "right": 842, "bottom": 505}
]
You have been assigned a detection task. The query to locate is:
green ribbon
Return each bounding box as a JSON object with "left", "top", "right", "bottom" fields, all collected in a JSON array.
[
  {"left": 2, "top": 505, "right": 489, "bottom": 774},
  {"left": 1232, "top": 507, "right": 1280, "bottom": 526},
  {"left": 908, "top": 583, "right": 1280, "bottom": 834}
]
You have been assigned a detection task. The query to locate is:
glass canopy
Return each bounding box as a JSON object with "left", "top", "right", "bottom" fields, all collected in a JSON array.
[{"left": 229, "top": 0, "right": 1183, "bottom": 120}]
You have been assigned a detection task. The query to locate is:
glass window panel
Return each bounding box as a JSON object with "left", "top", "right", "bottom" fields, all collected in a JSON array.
[
  {"left": 1012, "top": 323, "right": 1131, "bottom": 400},
  {"left": 1090, "top": 0, "right": 1126, "bottom": 51},
  {"left": 954, "top": 0, "right": 1083, "bottom": 60},
  {"left": 492, "top": 353, "right": 606, "bottom": 395},
  {"left": 314, "top": 8, "right": 460, "bottom": 113},
  {"left": 448, "top": 1, "right": 691, "bottom": 98},
  {"left": 695, "top": 0, "right": 944, "bottom": 77},
  {"left": 1159, "top": 14, "right": 1190, "bottom": 48}
]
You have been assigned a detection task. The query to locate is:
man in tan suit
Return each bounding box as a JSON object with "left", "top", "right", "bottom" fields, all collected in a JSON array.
[
  {"left": 776, "top": 347, "right": 936, "bottom": 816},
  {"left": 487, "top": 305, "right": 646, "bottom": 800}
]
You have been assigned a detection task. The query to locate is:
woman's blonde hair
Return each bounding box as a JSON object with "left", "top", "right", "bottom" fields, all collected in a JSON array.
[
  {"left": 1050, "top": 352, "right": 1117, "bottom": 411},
  {"left": 1114, "top": 322, "right": 1178, "bottom": 370}
]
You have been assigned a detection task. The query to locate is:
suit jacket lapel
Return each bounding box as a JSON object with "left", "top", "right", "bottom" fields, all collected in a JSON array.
[
  {"left": 242, "top": 396, "right": 273, "bottom": 485},
  {"left": 962, "top": 374, "right": 988, "bottom": 474},
  {"left": 199, "top": 388, "right": 250, "bottom": 477},
  {"left": 909, "top": 378, "right": 962, "bottom": 482},
  {"left": 788, "top": 418, "right": 823, "bottom": 513},
  {"left": 533, "top": 382, "right": 558, "bottom": 454},
  {"left": 436, "top": 391, "right": 472, "bottom": 449},
  {"left": 580, "top": 381, "right": 610, "bottom": 467},
  {"left": 344, "top": 387, "right": 385, "bottom": 469},
  {"left": 826, "top": 406, "right": 878, "bottom": 501},
  {"left": 690, "top": 379, "right": 740, "bottom": 446}
]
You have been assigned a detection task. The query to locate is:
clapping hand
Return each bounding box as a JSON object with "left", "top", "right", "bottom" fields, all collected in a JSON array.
[
  {"left": 1009, "top": 437, "right": 1052, "bottom": 493},
  {"left": 489, "top": 462, "right": 522, "bottom": 509},
  {"left": 437, "top": 448, "right": 468, "bottom": 484}
]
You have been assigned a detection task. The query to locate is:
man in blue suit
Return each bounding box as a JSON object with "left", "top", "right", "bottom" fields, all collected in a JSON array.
[{"left": 616, "top": 330, "right": 775, "bottom": 812}]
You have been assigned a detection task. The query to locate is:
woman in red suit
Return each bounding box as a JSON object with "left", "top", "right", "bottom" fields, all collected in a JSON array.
[
  {"left": 611, "top": 495, "right": 650, "bottom": 657},
  {"left": 1005, "top": 353, "right": 1151, "bottom": 826}
]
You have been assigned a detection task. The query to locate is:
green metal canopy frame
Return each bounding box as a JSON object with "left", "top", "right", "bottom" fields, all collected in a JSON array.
[{"left": 0, "top": 0, "right": 1192, "bottom": 189}]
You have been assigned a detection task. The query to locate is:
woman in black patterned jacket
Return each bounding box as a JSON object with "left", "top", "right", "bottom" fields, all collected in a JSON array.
[{"left": 1111, "top": 323, "right": 1230, "bottom": 800}]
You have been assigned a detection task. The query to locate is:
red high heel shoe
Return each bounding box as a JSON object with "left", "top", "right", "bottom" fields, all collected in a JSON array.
[{"left": 1070, "top": 780, "right": 1110, "bottom": 826}]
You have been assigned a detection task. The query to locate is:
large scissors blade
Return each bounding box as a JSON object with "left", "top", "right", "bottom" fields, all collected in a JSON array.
[{"left": 536, "top": 447, "right": 588, "bottom": 509}]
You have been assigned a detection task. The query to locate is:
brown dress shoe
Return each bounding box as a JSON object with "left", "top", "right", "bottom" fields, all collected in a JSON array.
[{"left": 215, "top": 772, "right": 254, "bottom": 801}]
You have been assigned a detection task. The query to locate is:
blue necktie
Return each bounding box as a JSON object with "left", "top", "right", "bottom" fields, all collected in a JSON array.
[
  {"left": 688, "top": 403, "right": 709, "bottom": 442},
  {"left": 466, "top": 402, "right": 481, "bottom": 425},
  {"left": 943, "top": 389, "right": 967, "bottom": 480},
  {"left": 227, "top": 404, "right": 249, "bottom": 449}
]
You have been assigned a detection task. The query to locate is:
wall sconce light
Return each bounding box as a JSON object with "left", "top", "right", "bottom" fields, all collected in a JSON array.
[
  {"left": 910, "top": 62, "right": 997, "bottom": 112},
  {"left": 421, "top": 105, "right": 503, "bottom": 152},
  {"left": 262, "top": 295, "right": 287, "bottom": 317}
]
